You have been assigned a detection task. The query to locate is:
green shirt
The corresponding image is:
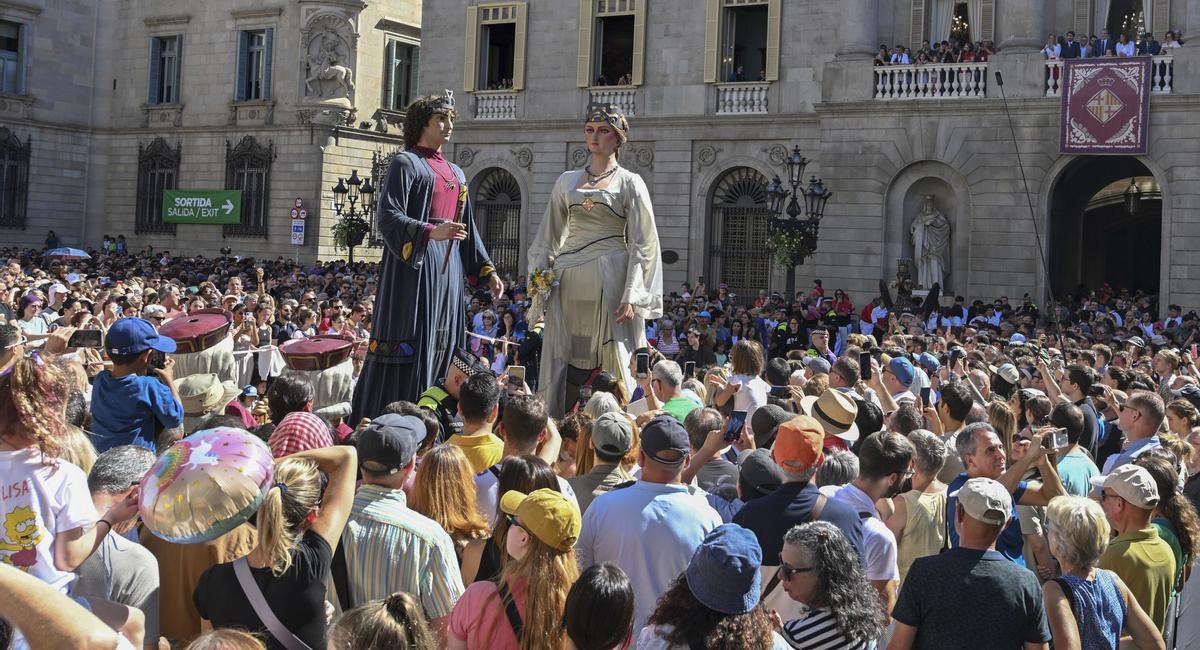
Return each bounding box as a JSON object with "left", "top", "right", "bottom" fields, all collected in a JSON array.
[
  {"left": 1152, "top": 518, "right": 1186, "bottom": 594},
  {"left": 662, "top": 394, "right": 702, "bottom": 423},
  {"left": 1099, "top": 526, "right": 1176, "bottom": 632}
]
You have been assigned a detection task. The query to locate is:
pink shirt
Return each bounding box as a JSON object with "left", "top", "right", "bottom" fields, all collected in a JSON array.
[
  {"left": 412, "top": 146, "right": 461, "bottom": 221},
  {"left": 449, "top": 577, "right": 528, "bottom": 650}
]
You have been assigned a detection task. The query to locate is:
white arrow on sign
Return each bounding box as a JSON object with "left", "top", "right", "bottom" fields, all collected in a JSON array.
[{"left": 222, "top": 200, "right": 235, "bottom": 215}]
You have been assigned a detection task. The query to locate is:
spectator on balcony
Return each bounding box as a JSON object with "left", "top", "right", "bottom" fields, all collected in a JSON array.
[
  {"left": 1117, "top": 33, "right": 1136, "bottom": 57},
  {"left": 1138, "top": 33, "right": 1161, "bottom": 56},
  {"left": 1093, "top": 29, "right": 1114, "bottom": 58},
  {"left": 1042, "top": 34, "right": 1062, "bottom": 59},
  {"left": 1062, "top": 31, "right": 1083, "bottom": 58},
  {"left": 874, "top": 46, "right": 890, "bottom": 67},
  {"left": 975, "top": 41, "right": 992, "bottom": 62},
  {"left": 890, "top": 45, "right": 911, "bottom": 65},
  {"left": 757, "top": 69, "right": 766, "bottom": 81},
  {"left": 728, "top": 65, "right": 746, "bottom": 82},
  {"left": 960, "top": 42, "right": 977, "bottom": 63},
  {"left": 1164, "top": 31, "right": 1182, "bottom": 48},
  {"left": 917, "top": 39, "right": 933, "bottom": 60}
]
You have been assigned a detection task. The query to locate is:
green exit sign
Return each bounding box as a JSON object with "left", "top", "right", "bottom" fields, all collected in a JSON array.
[{"left": 162, "top": 190, "right": 242, "bottom": 224}]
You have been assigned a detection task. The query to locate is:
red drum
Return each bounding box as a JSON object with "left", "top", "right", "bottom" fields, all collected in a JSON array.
[
  {"left": 159, "top": 309, "right": 231, "bottom": 354},
  {"left": 280, "top": 335, "right": 354, "bottom": 371}
]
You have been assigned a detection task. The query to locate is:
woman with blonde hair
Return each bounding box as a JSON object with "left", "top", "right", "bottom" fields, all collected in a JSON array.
[
  {"left": 410, "top": 444, "right": 490, "bottom": 563},
  {"left": 449, "top": 488, "right": 582, "bottom": 650},
  {"left": 987, "top": 400, "right": 1018, "bottom": 460},
  {"left": 1043, "top": 496, "right": 1164, "bottom": 649},
  {"left": 711, "top": 340, "right": 769, "bottom": 420},
  {"left": 194, "top": 444, "right": 357, "bottom": 649},
  {"left": 1165, "top": 398, "right": 1200, "bottom": 439},
  {"left": 328, "top": 592, "right": 436, "bottom": 650}
]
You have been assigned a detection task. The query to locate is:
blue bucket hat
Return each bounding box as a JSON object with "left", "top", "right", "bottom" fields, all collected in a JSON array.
[{"left": 685, "top": 523, "right": 763, "bottom": 614}]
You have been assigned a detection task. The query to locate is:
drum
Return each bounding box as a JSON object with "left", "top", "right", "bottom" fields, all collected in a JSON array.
[
  {"left": 280, "top": 335, "right": 354, "bottom": 371},
  {"left": 160, "top": 309, "right": 232, "bottom": 354}
]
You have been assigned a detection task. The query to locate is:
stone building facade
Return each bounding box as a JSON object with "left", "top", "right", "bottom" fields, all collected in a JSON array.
[
  {"left": 3, "top": 0, "right": 420, "bottom": 263},
  {"left": 420, "top": 0, "right": 1200, "bottom": 312}
]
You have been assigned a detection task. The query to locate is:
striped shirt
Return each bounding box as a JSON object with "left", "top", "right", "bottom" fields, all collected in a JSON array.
[
  {"left": 783, "top": 609, "right": 872, "bottom": 649},
  {"left": 338, "top": 484, "right": 465, "bottom": 618}
]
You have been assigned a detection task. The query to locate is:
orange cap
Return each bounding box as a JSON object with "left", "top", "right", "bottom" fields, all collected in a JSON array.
[{"left": 771, "top": 415, "right": 825, "bottom": 472}]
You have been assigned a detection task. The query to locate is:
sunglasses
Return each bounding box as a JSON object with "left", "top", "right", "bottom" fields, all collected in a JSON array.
[
  {"left": 504, "top": 514, "right": 527, "bottom": 533},
  {"left": 777, "top": 554, "right": 816, "bottom": 579}
]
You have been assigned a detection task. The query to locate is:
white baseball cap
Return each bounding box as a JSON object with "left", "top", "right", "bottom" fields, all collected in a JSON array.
[{"left": 951, "top": 477, "right": 1011, "bottom": 526}]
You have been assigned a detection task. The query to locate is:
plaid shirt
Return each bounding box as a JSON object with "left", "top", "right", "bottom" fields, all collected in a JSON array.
[{"left": 268, "top": 411, "right": 334, "bottom": 457}]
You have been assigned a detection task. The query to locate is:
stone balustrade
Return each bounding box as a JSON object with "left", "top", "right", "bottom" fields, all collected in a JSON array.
[
  {"left": 588, "top": 86, "right": 637, "bottom": 116},
  {"left": 874, "top": 62, "right": 988, "bottom": 100},
  {"left": 473, "top": 91, "right": 518, "bottom": 120},
  {"left": 1044, "top": 55, "right": 1173, "bottom": 97},
  {"left": 715, "top": 82, "right": 770, "bottom": 114}
]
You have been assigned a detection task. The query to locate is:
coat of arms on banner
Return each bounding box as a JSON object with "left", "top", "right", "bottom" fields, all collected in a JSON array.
[{"left": 1060, "top": 58, "right": 1152, "bottom": 155}]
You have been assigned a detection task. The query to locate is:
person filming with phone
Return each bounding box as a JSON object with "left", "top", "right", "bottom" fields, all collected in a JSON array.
[{"left": 89, "top": 317, "right": 184, "bottom": 453}]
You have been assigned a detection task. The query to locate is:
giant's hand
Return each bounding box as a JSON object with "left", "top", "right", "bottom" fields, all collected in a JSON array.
[
  {"left": 614, "top": 302, "right": 635, "bottom": 324},
  {"left": 429, "top": 222, "right": 467, "bottom": 241},
  {"left": 488, "top": 273, "right": 504, "bottom": 301}
]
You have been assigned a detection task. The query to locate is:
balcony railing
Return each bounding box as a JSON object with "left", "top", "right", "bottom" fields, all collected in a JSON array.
[
  {"left": 473, "top": 91, "right": 518, "bottom": 120},
  {"left": 588, "top": 86, "right": 637, "bottom": 116},
  {"left": 715, "top": 82, "right": 770, "bottom": 114},
  {"left": 1044, "top": 55, "right": 1173, "bottom": 96},
  {"left": 874, "top": 62, "right": 988, "bottom": 100}
]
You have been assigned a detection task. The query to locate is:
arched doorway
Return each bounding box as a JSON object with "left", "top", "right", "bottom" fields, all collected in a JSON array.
[
  {"left": 1048, "top": 156, "right": 1161, "bottom": 300},
  {"left": 707, "top": 166, "right": 771, "bottom": 299},
  {"left": 472, "top": 168, "right": 522, "bottom": 280}
]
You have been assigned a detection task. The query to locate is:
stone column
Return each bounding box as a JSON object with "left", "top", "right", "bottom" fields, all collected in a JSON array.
[
  {"left": 997, "top": 0, "right": 1042, "bottom": 51},
  {"left": 836, "top": 0, "right": 878, "bottom": 59}
]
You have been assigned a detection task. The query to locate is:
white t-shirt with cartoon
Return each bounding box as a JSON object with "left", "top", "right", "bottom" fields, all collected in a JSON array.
[{"left": 0, "top": 448, "right": 97, "bottom": 594}]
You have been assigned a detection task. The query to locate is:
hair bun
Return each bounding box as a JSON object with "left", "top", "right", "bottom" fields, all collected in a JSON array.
[{"left": 383, "top": 592, "right": 408, "bottom": 618}]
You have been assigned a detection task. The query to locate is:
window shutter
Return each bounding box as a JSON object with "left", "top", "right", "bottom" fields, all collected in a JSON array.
[
  {"left": 235, "top": 31, "right": 249, "bottom": 101},
  {"left": 148, "top": 38, "right": 163, "bottom": 105},
  {"left": 262, "top": 28, "right": 274, "bottom": 100},
  {"left": 765, "top": 0, "right": 781, "bottom": 81},
  {"left": 910, "top": 0, "right": 926, "bottom": 50},
  {"left": 1152, "top": 0, "right": 1169, "bottom": 37},
  {"left": 383, "top": 40, "right": 395, "bottom": 108},
  {"left": 631, "top": 0, "right": 646, "bottom": 85},
  {"left": 577, "top": 0, "right": 593, "bottom": 87},
  {"left": 512, "top": 3, "right": 527, "bottom": 90},
  {"left": 1072, "top": 0, "right": 1091, "bottom": 35},
  {"left": 703, "top": 0, "right": 720, "bottom": 83},
  {"left": 464, "top": 6, "right": 479, "bottom": 91},
  {"left": 175, "top": 34, "right": 183, "bottom": 103},
  {"left": 16, "top": 23, "right": 26, "bottom": 94},
  {"left": 979, "top": 0, "right": 995, "bottom": 43},
  {"left": 408, "top": 46, "right": 420, "bottom": 105}
]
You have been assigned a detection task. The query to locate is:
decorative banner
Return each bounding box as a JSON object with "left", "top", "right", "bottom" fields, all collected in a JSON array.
[
  {"left": 1060, "top": 57, "right": 1151, "bottom": 155},
  {"left": 162, "top": 190, "right": 242, "bottom": 224}
]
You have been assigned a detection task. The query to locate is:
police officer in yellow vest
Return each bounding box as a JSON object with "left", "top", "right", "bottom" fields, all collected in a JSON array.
[{"left": 419, "top": 348, "right": 489, "bottom": 443}]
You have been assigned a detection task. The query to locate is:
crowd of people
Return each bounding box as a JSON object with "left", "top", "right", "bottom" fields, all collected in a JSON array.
[
  {"left": 2, "top": 239, "right": 1200, "bottom": 649},
  {"left": 1041, "top": 29, "right": 1182, "bottom": 60},
  {"left": 874, "top": 38, "right": 997, "bottom": 67}
]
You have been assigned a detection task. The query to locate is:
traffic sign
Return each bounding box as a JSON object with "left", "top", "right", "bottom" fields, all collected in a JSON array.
[
  {"left": 291, "top": 219, "right": 305, "bottom": 245},
  {"left": 290, "top": 208, "right": 299, "bottom": 218},
  {"left": 299, "top": 209, "right": 308, "bottom": 219},
  {"left": 162, "top": 190, "right": 242, "bottom": 225}
]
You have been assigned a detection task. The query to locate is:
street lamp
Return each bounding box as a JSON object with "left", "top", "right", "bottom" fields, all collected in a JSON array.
[
  {"left": 330, "top": 169, "right": 375, "bottom": 263},
  {"left": 765, "top": 145, "right": 833, "bottom": 299}
]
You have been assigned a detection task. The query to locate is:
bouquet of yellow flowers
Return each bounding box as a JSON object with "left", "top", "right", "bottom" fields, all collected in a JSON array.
[{"left": 527, "top": 268, "right": 557, "bottom": 319}]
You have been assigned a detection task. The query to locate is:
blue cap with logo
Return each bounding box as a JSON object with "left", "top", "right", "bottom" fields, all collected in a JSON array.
[
  {"left": 888, "top": 356, "right": 917, "bottom": 387},
  {"left": 105, "top": 317, "right": 177, "bottom": 356}
]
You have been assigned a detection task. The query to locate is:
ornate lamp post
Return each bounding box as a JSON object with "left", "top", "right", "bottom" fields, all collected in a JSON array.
[
  {"left": 764, "top": 145, "right": 833, "bottom": 300},
  {"left": 330, "top": 169, "right": 375, "bottom": 263}
]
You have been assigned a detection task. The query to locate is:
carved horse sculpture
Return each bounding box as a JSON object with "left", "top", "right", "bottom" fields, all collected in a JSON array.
[{"left": 306, "top": 63, "right": 355, "bottom": 98}]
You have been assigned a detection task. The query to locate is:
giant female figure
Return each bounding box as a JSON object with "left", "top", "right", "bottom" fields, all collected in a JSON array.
[{"left": 527, "top": 104, "right": 662, "bottom": 416}]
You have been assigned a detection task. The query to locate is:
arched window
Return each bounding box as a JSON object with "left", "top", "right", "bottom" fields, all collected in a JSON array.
[
  {"left": 0, "top": 126, "right": 29, "bottom": 229},
  {"left": 708, "top": 166, "right": 771, "bottom": 298},
  {"left": 135, "top": 137, "right": 180, "bottom": 235},
  {"left": 223, "top": 136, "right": 274, "bottom": 238},
  {"left": 473, "top": 168, "right": 522, "bottom": 279}
]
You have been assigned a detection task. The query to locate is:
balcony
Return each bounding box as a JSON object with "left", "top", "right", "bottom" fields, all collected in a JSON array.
[
  {"left": 1044, "top": 55, "right": 1173, "bottom": 96},
  {"left": 715, "top": 82, "right": 770, "bottom": 114},
  {"left": 874, "top": 62, "right": 988, "bottom": 100},
  {"left": 473, "top": 91, "right": 518, "bottom": 120},
  {"left": 588, "top": 86, "right": 638, "bottom": 116}
]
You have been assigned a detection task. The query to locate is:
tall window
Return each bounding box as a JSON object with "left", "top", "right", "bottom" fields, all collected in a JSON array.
[
  {"left": 0, "top": 127, "right": 28, "bottom": 229},
  {"left": 473, "top": 168, "right": 522, "bottom": 280},
  {"left": 0, "top": 20, "right": 24, "bottom": 94},
  {"left": 383, "top": 39, "right": 419, "bottom": 110},
  {"left": 577, "top": 0, "right": 646, "bottom": 87},
  {"left": 704, "top": 0, "right": 780, "bottom": 83},
  {"left": 236, "top": 28, "right": 273, "bottom": 101},
  {"left": 708, "top": 167, "right": 771, "bottom": 298},
  {"left": 223, "top": 136, "right": 274, "bottom": 238},
  {"left": 368, "top": 146, "right": 402, "bottom": 246},
  {"left": 148, "top": 35, "right": 182, "bottom": 105},
  {"left": 135, "top": 138, "right": 180, "bottom": 234},
  {"left": 463, "top": 3, "right": 527, "bottom": 91}
]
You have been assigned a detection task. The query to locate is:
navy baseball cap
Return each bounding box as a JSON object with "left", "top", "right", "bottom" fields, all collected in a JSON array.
[
  {"left": 357, "top": 414, "right": 424, "bottom": 472},
  {"left": 105, "top": 317, "right": 177, "bottom": 356}
]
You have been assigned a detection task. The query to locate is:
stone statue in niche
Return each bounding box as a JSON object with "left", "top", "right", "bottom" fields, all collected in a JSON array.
[
  {"left": 910, "top": 194, "right": 951, "bottom": 289},
  {"left": 305, "top": 31, "right": 355, "bottom": 100}
]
